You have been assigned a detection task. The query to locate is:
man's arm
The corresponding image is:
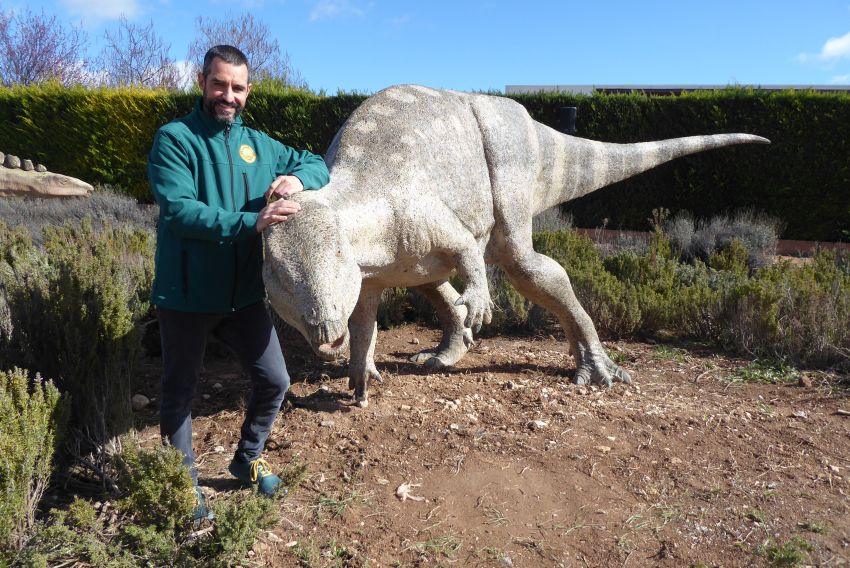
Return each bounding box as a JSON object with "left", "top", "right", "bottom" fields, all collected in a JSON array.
[
  {"left": 266, "top": 146, "right": 330, "bottom": 200},
  {"left": 149, "top": 130, "right": 259, "bottom": 241}
]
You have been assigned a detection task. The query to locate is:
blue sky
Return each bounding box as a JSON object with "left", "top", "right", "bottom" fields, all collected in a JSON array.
[{"left": 11, "top": 0, "right": 850, "bottom": 92}]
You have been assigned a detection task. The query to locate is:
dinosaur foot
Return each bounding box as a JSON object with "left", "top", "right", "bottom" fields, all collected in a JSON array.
[
  {"left": 408, "top": 350, "right": 452, "bottom": 371},
  {"left": 574, "top": 350, "right": 632, "bottom": 388},
  {"left": 409, "top": 328, "right": 474, "bottom": 371},
  {"left": 348, "top": 367, "right": 381, "bottom": 408}
]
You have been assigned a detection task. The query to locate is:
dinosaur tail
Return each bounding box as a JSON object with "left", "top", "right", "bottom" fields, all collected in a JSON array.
[{"left": 533, "top": 126, "right": 770, "bottom": 215}]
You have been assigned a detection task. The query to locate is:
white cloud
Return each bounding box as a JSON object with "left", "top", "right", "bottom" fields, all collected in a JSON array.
[
  {"left": 831, "top": 73, "right": 850, "bottom": 83},
  {"left": 798, "top": 30, "right": 850, "bottom": 63},
  {"left": 820, "top": 31, "right": 850, "bottom": 59},
  {"left": 59, "top": 0, "right": 140, "bottom": 22},
  {"left": 309, "top": 0, "right": 365, "bottom": 22}
]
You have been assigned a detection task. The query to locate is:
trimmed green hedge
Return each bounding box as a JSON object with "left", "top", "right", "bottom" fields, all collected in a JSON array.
[
  {"left": 514, "top": 89, "right": 850, "bottom": 241},
  {"left": 1, "top": 86, "right": 847, "bottom": 240}
]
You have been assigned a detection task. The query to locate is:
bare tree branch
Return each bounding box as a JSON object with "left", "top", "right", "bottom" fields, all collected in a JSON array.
[
  {"left": 96, "top": 16, "right": 185, "bottom": 89},
  {"left": 0, "top": 5, "right": 89, "bottom": 86},
  {"left": 186, "top": 12, "right": 304, "bottom": 87}
]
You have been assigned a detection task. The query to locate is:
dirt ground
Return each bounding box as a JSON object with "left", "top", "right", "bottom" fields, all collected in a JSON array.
[{"left": 134, "top": 323, "right": 850, "bottom": 567}]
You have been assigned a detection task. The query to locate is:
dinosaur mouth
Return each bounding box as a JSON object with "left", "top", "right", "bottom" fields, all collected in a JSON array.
[
  {"left": 308, "top": 319, "right": 349, "bottom": 361},
  {"left": 317, "top": 331, "right": 348, "bottom": 360}
]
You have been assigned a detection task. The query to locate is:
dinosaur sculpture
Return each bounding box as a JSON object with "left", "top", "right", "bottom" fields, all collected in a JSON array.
[
  {"left": 0, "top": 152, "right": 93, "bottom": 198},
  {"left": 263, "top": 85, "right": 769, "bottom": 406}
]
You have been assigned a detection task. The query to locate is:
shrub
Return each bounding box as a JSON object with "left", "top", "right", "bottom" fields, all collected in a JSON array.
[
  {"left": 0, "top": 368, "right": 68, "bottom": 552},
  {"left": 666, "top": 209, "right": 781, "bottom": 272},
  {"left": 196, "top": 493, "right": 278, "bottom": 568},
  {"left": 113, "top": 442, "right": 196, "bottom": 533},
  {"left": 532, "top": 206, "right": 574, "bottom": 233},
  {"left": 0, "top": 220, "right": 154, "bottom": 447},
  {"left": 721, "top": 251, "right": 850, "bottom": 367},
  {"left": 0, "top": 188, "right": 157, "bottom": 246},
  {"left": 14, "top": 439, "right": 286, "bottom": 567},
  {"left": 533, "top": 230, "right": 642, "bottom": 338}
]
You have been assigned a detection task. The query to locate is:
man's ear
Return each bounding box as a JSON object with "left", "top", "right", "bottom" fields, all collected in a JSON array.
[
  {"left": 197, "top": 72, "right": 205, "bottom": 91},
  {"left": 246, "top": 82, "right": 253, "bottom": 97}
]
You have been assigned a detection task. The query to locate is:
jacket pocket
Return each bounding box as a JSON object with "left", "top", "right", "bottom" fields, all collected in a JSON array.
[
  {"left": 242, "top": 171, "right": 250, "bottom": 211},
  {"left": 181, "top": 250, "right": 189, "bottom": 300}
]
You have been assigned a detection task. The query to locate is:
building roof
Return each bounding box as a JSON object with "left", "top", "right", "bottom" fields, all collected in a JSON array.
[{"left": 505, "top": 84, "right": 850, "bottom": 95}]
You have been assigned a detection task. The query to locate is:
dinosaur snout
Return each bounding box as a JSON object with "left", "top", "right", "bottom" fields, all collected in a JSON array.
[{"left": 309, "top": 319, "right": 349, "bottom": 360}]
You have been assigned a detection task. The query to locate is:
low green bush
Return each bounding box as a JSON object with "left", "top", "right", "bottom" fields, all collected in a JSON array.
[
  {"left": 13, "top": 439, "right": 287, "bottom": 567},
  {"left": 666, "top": 209, "right": 781, "bottom": 272},
  {"left": 0, "top": 368, "right": 68, "bottom": 553},
  {"left": 371, "top": 227, "right": 849, "bottom": 370},
  {"left": 721, "top": 251, "right": 850, "bottom": 367},
  {"left": 113, "top": 443, "right": 196, "bottom": 533},
  {"left": 0, "top": 220, "right": 154, "bottom": 447}
]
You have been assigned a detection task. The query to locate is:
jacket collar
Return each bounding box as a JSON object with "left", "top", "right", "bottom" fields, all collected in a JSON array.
[{"left": 192, "top": 97, "right": 244, "bottom": 136}]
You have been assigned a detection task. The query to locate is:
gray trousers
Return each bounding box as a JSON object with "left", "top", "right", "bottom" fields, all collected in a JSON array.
[{"left": 157, "top": 302, "right": 290, "bottom": 483}]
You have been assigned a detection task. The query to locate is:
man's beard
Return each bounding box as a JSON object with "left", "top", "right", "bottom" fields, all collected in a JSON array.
[{"left": 202, "top": 94, "right": 243, "bottom": 124}]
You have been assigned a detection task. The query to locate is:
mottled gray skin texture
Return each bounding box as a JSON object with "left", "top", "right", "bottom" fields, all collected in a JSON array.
[
  {"left": 0, "top": 153, "right": 93, "bottom": 198},
  {"left": 263, "top": 85, "right": 769, "bottom": 406}
]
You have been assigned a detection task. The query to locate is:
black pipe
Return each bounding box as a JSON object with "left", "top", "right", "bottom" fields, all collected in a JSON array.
[{"left": 558, "top": 106, "right": 577, "bottom": 135}]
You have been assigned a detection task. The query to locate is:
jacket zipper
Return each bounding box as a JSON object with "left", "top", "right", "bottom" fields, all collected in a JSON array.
[{"left": 224, "top": 124, "right": 238, "bottom": 310}]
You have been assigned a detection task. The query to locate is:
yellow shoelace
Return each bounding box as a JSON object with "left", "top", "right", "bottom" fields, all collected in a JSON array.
[{"left": 249, "top": 458, "right": 272, "bottom": 482}]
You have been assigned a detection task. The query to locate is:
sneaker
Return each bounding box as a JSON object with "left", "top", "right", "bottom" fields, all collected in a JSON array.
[
  {"left": 228, "top": 457, "right": 286, "bottom": 497},
  {"left": 193, "top": 486, "right": 215, "bottom": 526}
]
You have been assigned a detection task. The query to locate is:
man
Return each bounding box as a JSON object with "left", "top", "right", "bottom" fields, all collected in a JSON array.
[{"left": 148, "top": 45, "right": 329, "bottom": 518}]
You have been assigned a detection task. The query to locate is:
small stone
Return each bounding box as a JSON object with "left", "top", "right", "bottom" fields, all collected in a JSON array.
[
  {"left": 202, "top": 393, "right": 211, "bottom": 400},
  {"left": 320, "top": 419, "right": 335, "bottom": 427},
  {"left": 213, "top": 382, "right": 223, "bottom": 390},
  {"left": 504, "top": 380, "right": 519, "bottom": 390},
  {"left": 606, "top": 436, "right": 617, "bottom": 441},
  {"left": 798, "top": 375, "right": 812, "bottom": 387},
  {"left": 449, "top": 423, "right": 460, "bottom": 430},
  {"left": 400, "top": 404, "right": 412, "bottom": 411},
  {"left": 529, "top": 420, "right": 548, "bottom": 430},
  {"left": 669, "top": 457, "right": 682, "bottom": 465},
  {"left": 594, "top": 445, "right": 612, "bottom": 454},
  {"left": 500, "top": 556, "right": 514, "bottom": 567},
  {"left": 35, "top": 164, "right": 47, "bottom": 172},
  {"left": 214, "top": 445, "right": 225, "bottom": 453},
  {"left": 411, "top": 337, "right": 420, "bottom": 345},
  {"left": 266, "top": 531, "right": 283, "bottom": 543},
  {"left": 376, "top": 477, "right": 390, "bottom": 485},
  {"left": 21, "top": 159, "right": 34, "bottom": 171},
  {"left": 4, "top": 154, "right": 20, "bottom": 168},
  {"left": 793, "top": 410, "right": 808, "bottom": 420},
  {"left": 131, "top": 394, "right": 150, "bottom": 411},
  {"left": 829, "top": 465, "right": 841, "bottom": 474},
  {"left": 577, "top": 387, "right": 588, "bottom": 396},
  {"left": 408, "top": 433, "right": 418, "bottom": 441}
]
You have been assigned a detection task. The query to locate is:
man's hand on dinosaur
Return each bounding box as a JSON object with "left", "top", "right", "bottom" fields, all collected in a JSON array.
[
  {"left": 266, "top": 175, "right": 304, "bottom": 201},
  {"left": 257, "top": 198, "right": 301, "bottom": 232}
]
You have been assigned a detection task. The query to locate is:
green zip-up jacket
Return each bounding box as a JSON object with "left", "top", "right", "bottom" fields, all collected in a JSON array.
[{"left": 148, "top": 100, "right": 330, "bottom": 312}]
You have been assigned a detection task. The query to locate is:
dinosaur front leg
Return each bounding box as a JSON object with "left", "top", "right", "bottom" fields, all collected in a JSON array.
[
  {"left": 409, "top": 280, "right": 473, "bottom": 370},
  {"left": 501, "top": 251, "right": 631, "bottom": 387},
  {"left": 347, "top": 286, "right": 383, "bottom": 407}
]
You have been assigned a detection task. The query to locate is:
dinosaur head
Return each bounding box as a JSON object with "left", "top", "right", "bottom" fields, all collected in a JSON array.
[{"left": 262, "top": 196, "right": 361, "bottom": 360}]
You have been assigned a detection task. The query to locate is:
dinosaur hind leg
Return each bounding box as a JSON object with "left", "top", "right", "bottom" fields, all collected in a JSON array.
[
  {"left": 409, "top": 280, "right": 473, "bottom": 370},
  {"left": 500, "top": 250, "right": 631, "bottom": 387}
]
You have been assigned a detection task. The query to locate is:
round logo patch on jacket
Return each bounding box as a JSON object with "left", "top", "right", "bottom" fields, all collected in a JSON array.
[{"left": 239, "top": 144, "right": 257, "bottom": 164}]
